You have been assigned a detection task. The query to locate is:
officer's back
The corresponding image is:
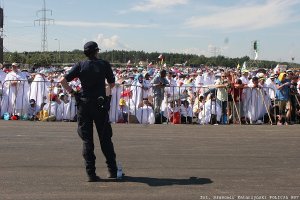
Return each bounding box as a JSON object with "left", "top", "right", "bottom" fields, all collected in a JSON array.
[{"left": 76, "top": 59, "right": 114, "bottom": 98}]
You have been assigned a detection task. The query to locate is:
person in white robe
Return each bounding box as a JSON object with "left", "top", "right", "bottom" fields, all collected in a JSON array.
[
  {"left": 240, "top": 70, "right": 250, "bottom": 85},
  {"left": 61, "top": 94, "right": 77, "bottom": 121},
  {"left": 130, "top": 74, "right": 149, "bottom": 115},
  {"left": 194, "top": 70, "right": 205, "bottom": 94},
  {"left": 265, "top": 74, "right": 277, "bottom": 101},
  {"left": 143, "top": 73, "right": 152, "bottom": 99},
  {"left": 166, "top": 71, "right": 178, "bottom": 97},
  {"left": 193, "top": 95, "right": 205, "bottom": 117},
  {"left": 180, "top": 100, "right": 193, "bottom": 124},
  {"left": 109, "top": 81, "right": 125, "bottom": 123},
  {"left": 0, "top": 68, "right": 7, "bottom": 97},
  {"left": 29, "top": 73, "right": 50, "bottom": 110},
  {"left": 198, "top": 93, "right": 222, "bottom": 124},
  {"left": 243, "top": 77, "right": 271, "bottom": 124},
  {"left": 202, "top": 71, "right": 215, "bottom": 86},
  {"left": 43, "top": 94, "right": 63, "bottom": 121},
  {"left": 136, "top": 99, "right": 155, "bottom": 124},
  {"left": 1, "top": 63, "right": 29, "bottom": 116}
]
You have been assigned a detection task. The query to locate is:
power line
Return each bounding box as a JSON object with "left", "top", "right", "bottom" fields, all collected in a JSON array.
[{"left": 34, "top": 0, "right": 54, "bottom": 52}]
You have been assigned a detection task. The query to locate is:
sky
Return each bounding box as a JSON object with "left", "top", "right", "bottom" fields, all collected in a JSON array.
[{"left": 2, "top": 0, "right": 300, "bottom": 62}]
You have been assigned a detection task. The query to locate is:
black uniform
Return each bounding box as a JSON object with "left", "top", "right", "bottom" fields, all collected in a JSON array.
[{"left": 64, "top": 57, "right": 117, "bottom": 178}]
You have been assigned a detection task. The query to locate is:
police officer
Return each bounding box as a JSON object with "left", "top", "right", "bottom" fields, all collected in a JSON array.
[{"left": 60, "top": 41, "right": 118, "bottom": 182}]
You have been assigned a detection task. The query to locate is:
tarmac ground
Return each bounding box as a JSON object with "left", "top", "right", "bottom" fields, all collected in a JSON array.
[{"left": 0, "top": 121, "right": 299, "bottom": 200}]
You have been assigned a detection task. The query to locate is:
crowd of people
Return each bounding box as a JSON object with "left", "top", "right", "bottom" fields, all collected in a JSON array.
[{"left": 0, "top": 62, "right": 299, "bottom": 125}]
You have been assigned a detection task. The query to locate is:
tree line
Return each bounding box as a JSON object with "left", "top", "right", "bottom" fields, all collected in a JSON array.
[{"left": 3, "top": 50, "right": 298, "bottom": 69}]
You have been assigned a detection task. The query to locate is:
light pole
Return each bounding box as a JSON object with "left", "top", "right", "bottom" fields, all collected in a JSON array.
[{"left": 54, "top": 38, "right": 61, "bottom": 63}]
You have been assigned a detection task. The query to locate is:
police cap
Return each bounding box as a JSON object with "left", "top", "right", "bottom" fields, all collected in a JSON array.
[{"left": 84, "top": 41, "right": 100, "bottom": 52}]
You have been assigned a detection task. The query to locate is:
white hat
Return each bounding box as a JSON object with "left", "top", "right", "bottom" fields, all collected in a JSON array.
[
  {"left": 257, "top": 72, "right": 265, "bottom": 78},
  {"left": 12, "top": 62, "right": 19, "bottom": 67}
]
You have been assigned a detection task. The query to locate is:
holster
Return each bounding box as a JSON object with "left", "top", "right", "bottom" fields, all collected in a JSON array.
[
  {"left": 97, "top": 95, "right": 111, "bottom": 111},
  {"left": 74, "top": 92, "right": 82, "bottom": 106}
]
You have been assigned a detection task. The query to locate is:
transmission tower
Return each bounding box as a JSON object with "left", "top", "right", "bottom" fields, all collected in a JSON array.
[
  {"left": 209, "top": 46, "right": 221, "bottom": 57},
  {"left": 34, "top": 0, "right": 54, "bottom": 52}
]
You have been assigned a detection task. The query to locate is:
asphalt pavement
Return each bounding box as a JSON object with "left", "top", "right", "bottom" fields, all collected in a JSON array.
[{"left": 0, "top": 121, "right": 299, "bottom": 200}]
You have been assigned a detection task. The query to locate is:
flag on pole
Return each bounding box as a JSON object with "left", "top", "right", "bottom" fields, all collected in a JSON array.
[
  {"left": 237, "top": 63, "right": 241, "bottom": 69},
  {"left": 183, "top": 61, "right": 188, "bottom": 67},
  {"left": 254, "top": 50, "right": 258, "bottom": 60},
  {"left": 241, "top": 61, "right": 247, "bottom": 72},
  {"left": 158, "top": 54, "right": 164, "bottom": 65},
  {"left": 273, "top": 64, "right": 280, "bottom": 74}
]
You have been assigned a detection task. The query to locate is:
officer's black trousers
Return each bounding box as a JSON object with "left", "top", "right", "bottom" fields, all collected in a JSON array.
[{"left": 76, "top": 99, "right": 117, "bottom": 176}]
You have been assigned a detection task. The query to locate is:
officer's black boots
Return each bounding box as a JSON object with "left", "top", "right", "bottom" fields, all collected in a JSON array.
[{"left": 87, "top": 174, "right": 101, "bottom": 182}]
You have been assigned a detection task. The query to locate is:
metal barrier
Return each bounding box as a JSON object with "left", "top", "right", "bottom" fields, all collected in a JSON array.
[
  {"left": 109, "top": 84, "right": 293, "bottom": 125},
  {"left": 1, "top": 80, "right": 299, "bottom": 125},
  {"left": 1, "top": 80, "right": 77, "bottom": 121}
]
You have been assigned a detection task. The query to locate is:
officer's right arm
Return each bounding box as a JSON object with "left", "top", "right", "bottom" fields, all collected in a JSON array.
[
  {"left": 60, "top": 63, "right": 81, "bottom": 93},
  {"left": 104, "top": 61, "right": 115, "bottom": 83},
  {"left": 103, "top": 61, "right": 115, "bottom": 89},
  {"left": 60, "top": 77, "right": 73, "bottom": 94}
]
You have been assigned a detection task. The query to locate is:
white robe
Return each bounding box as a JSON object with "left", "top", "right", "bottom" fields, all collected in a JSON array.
[
  {"left": 195, "top": 75, "right": 204, "bottom": 87},
  {"left": 62, "top": 96, "right": 77, "bottom": 120},
  {"left": 265, "top": 80, "right": 276, "bottom": 100},
  {"left": 161, "top": 78, "right": 179, "bottom": 112},
  {"left": 1, "top": 71, "right": 29, "bottom": 115},
  {"left": 143, "top": 79, "right": 152, "bottom": 99},
  {"left": 202, "top": 74, "right": 215, "bottom": 86},
  {"left": 136, "top": 105, "right": 155, "bottom": 124},
  {"left": 29, "top": 74, "right": 50, "bottom": 110},
  {"left": 129, "top": 80, "right": 150, "bottom": 115},
  {"left": 243, "top": 87, "right": 271, "bottom": 123},
  {"left": 166, "top": 77, "right": 178, "bottom": 96},
  {"left": 198, "top": 100, "right": 222, "bottom": 124},
  {"left": 240, "top": 76, "right": 249, "bottom": 85},
  {"left": 109, "top": 84, "right": 123, "bottom": 122},
  {"left": 43, "top": 101, "right": 63, "bottom": 121},
  {"left": 0, "top": 69, "right": 6, "bottom": 83},
  {"left": 0, "top": 70, "right": 7, "bottom": 96},
  {"left": 180, "top": 105, "right": 193, "bottom": 117}
]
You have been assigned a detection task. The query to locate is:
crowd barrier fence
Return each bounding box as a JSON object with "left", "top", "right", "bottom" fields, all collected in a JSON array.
[{"left": 1, "top": 80, "right": 299, "bottom": 125}]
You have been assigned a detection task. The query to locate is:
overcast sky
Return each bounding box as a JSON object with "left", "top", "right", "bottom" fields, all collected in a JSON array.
[{"left": 2, "top": 0, "right": 300, "bottom": 62}]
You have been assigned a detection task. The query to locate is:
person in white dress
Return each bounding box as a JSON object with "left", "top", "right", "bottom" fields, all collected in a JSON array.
[
  {"left": 1, "top": 63, "right": 29, "bottom": 116},
  {"left": 135, "top": 99, "right": 155, "bottom": 124},
  {"left": 29, "top": 72, "right": 50, "bottom": 110},
  {"left": 0, "top": 65, "right": 7, "bottom": 97}
]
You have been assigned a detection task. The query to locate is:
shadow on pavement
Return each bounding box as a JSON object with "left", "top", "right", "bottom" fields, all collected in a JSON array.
[{"left": 104, "top": 176, "right": 213, "bottom": 187}]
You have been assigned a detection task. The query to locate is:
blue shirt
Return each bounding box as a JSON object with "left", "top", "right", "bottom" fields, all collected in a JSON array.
[
  {"left": 150, "top": 75, "right": 169, "bottom": 97},
  {"left": 275, "top": 79, "right": 290, "bottom": 101}
]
